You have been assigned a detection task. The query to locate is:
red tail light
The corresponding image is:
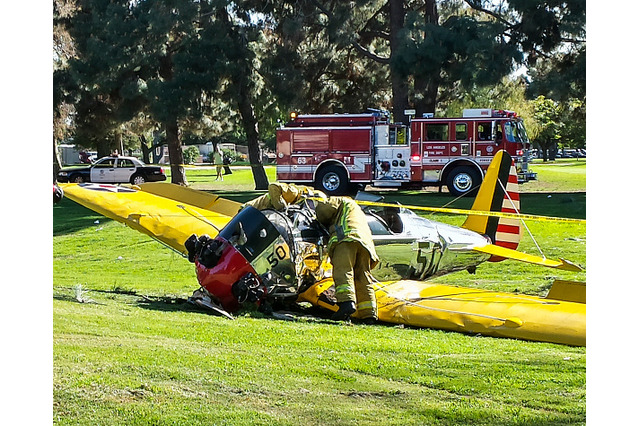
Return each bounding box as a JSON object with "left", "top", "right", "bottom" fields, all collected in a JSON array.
[
  {"left": 411, "top": 155, "right": 421, "bottom": 162},
  {"left": 516, "top": 150, "right": 524, "bottom": 157}
]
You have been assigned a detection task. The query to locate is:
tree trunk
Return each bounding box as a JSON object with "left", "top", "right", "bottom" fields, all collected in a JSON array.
[
  {"left": 166, "top": 118, "right": 188, "bottom": 185},
  {"left": 97, "top": 139, "right": 110, "bottom": 158},
  {"left": 140, "top": 135, "right": 151, "bottom": 164},
  {"left": 53, "top": 139, "right": 62, "bottom": 182},
  {"left": 114, "top": 128, "right": 123, "bottom": 155},
  {"left": 237, "top": 76, "right": 269, "bottom": 190},
  {"left": 218, "top": 4, "right": 268, "bottom": 190},
  {"left": 414, "top": 78, "right": 439, "bottom": 117},
  {"left": 157, "top": 47, "right": 187, "bottom": 184},
  {"left": 389, "top": 0, "right": 409, "bottom": 124},
  {"left": 413, "top": 0, "right": 439, "bottom": 116}
]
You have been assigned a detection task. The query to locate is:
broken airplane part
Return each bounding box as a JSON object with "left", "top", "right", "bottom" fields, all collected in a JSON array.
[{"left": 59, "top": 151, "right": 585, "bottom": 346}]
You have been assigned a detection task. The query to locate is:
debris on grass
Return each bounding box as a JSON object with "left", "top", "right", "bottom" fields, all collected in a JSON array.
[{"left": 73, "top": 284, "right": 96, "bottom": 304}]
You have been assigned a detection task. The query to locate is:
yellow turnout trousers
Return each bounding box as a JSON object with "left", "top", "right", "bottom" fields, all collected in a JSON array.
[{"left": 331, "top": 241, "right": 377, "bottom": 319}]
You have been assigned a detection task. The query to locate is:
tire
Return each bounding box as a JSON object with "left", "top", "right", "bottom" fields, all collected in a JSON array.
[
  {"left": 445, "top": 166, "right": 481, "bottom": 197},
  {"left": 131, "top": 174, "right": 146, "bottom": 185},
  {"left": 314, "top": 165, "right": 350, "bottom": 196},
  {"left": 70, "top": 174, "right": 85, "bottom": 184}
]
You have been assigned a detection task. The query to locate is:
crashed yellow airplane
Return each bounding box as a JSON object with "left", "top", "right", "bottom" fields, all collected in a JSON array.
[{"left": 60, "top": 151, "right": 585, "bottom": 346}]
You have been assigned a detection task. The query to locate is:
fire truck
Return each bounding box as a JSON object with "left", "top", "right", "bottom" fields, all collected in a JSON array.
[{"left": 275, "top": 108, "right": 536, "bottom": 196}]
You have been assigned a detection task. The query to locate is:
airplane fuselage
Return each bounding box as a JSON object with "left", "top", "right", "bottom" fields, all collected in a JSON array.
[{"left": 366, "top": 208, "right": 492, "bottom": 282}]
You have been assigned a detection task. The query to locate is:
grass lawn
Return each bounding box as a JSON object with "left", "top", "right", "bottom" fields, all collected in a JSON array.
[
  {"left": 53, "top": 162, "right": 586, "bottom": 424},
  {"left": 170, "top": 158, "right": 587, "bottom": 195}
]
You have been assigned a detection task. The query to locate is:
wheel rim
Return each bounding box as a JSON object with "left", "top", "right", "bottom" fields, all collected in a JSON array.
[
  {"left": 133, "top": 176, "right": 145, "bottom": 185},
  {"left": 73, "top": 176, "right": 84, "bottom": 183},
  {"left": 452, "top": 173, "right": 473, "bottom": 192},
  {"left": 322, "top": 172, "right": 340, "bottom": 192}
]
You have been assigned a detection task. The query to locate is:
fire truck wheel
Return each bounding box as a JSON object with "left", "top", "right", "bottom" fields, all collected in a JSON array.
[
  {"left": 446, "top": 166, "right": 481, "bottom": 197},
  {"left": 315, "top": 165, "right": 350, "bottom": 196}
]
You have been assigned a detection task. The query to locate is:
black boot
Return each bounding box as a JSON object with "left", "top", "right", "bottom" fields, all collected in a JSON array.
[
  {"left": 331, "top": 301, "right": 356, "bottom": 321},
  {"left": 353, "top": 317, "right": 377, "bottom": 325}
]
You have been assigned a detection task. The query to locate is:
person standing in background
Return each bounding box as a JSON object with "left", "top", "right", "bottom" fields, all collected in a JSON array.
[{"left": 213, "top": 144, "right": 224, "bottom": 181}]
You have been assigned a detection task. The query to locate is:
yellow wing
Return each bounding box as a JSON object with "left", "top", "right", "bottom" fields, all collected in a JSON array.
[
  {"left": 59, "top": 183, "right": 240, "bottom": 255},
  {"left": 298, "top": 278, "right": 586, "bottom": 346}
]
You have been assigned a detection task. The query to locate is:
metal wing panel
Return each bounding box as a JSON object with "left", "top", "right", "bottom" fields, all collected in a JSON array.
[{"left": 472, "top": 244, "right": 582, "bottom": 271}]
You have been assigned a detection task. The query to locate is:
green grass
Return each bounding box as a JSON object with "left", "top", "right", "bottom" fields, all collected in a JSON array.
[
  {"left": 171, "top": 159, "right": 587, "bottom": 195},
  {"left": 54, "top": 163, "right": 586, "bottom": 424},
  {"left": 526, "top": 159, "right": 587, "bottom": 193}
]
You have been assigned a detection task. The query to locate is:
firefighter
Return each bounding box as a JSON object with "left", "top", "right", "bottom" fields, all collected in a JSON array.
[
  {"left": 243, "top": 182, "right": 325, "bottom": 211},
  {"left": 315, "top": 197, "right": 379, "bottom": 322}
]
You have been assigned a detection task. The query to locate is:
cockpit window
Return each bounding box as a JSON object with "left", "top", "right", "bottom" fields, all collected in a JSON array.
[
  {"left": 219, "top": 206, "right": 298, "bottom": 287},
  {"left": 219, "top": 206, "right": 284, "bottom": 262},
  {"left": 367, "top": 215, "right": 391, "bottom": 235}
]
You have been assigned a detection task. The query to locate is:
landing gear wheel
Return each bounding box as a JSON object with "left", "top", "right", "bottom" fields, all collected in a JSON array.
[{"left": 446, "top": 166, "right": 481, "bottom": 197}]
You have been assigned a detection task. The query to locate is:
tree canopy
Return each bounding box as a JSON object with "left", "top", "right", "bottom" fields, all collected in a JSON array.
[{"left": 54, "top": 0, "right": 586, "bottom": 183}]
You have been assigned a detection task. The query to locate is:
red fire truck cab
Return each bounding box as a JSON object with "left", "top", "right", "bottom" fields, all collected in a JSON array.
[{"left": 276, "top": 108, "right": 536, "bottom": 196}]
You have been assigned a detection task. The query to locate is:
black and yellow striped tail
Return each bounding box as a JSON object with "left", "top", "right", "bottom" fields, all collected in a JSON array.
[{"left": 462, "top": 150, "right": 522, "bottom": 257}]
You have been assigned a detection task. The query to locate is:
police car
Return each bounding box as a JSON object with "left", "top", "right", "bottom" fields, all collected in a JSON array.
[{"left": 57, "top": 156, "right": 167, "bottom": 185}]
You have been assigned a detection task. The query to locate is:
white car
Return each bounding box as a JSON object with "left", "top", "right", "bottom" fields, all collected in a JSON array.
[{"left": 57, "top": 156, "right": 167, "bottom": 185}]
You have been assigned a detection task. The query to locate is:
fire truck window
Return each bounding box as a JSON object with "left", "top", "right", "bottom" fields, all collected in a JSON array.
[
  {"left": 389, "top": 127, "right": 408, "bottom": 145},
  {"left": 504, "top": 122, "right": 516, "bottom": 142},
  {"left": 396, "top": 128, "right": 407, "bottom": 145},
  {"left": 425, "top": 124, "right": 449, "bottom": 141},
  {"left": 516, "top": 122, "right": 530, "bottom": 143},
  {"left": 293, "top": 131, "right": 329, "bottom": 151},
  {"left": 477, "top": 124, "right": 491, "bottom": 141},
  {"left": 455, "top": 123, "right": 467, "bottom": 140}
]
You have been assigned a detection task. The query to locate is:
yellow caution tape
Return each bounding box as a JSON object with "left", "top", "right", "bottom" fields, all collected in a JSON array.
[{"left": 317, "top": 198, "right": 586, "bottom": 224}]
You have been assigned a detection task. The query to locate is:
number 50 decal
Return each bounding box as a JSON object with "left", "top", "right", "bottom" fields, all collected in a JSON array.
[{"left": 267, "top": 243, "right": 290, "bottom": 267}]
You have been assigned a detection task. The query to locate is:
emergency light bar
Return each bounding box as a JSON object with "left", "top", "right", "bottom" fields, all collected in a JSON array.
[{"left": 463, "top": 108, "right": 518, "bottom": 118}]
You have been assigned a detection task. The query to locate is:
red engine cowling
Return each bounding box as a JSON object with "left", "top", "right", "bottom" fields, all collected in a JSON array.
[{"left": 194, "top": 237, "right": 259, "bottom": 313}]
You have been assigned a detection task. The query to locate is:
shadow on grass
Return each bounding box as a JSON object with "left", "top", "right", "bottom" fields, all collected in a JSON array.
[
  {"left": 53, "top": 198, "right": 113, "bottom": 236},
  {"left": 53, "top": 286, "right": 211, "bottom": 315}
]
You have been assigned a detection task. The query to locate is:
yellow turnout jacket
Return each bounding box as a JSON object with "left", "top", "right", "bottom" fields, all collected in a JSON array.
[{"left": 315, "top": 197, "right": 379, "bottom": 268}]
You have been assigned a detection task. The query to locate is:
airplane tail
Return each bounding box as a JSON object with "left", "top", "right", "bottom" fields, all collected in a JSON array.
[{"left": 462, "top": 150, "right": 522, "bottom": 256}]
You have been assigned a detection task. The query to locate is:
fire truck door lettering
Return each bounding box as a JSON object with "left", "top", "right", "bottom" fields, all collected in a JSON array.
[
  {"left": 424, "top": 144, "right": 447, "bottom": 156},
  {"left": 297, "top": 157, "right": 307, "bottom": 165}
]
